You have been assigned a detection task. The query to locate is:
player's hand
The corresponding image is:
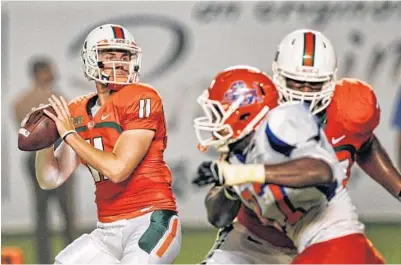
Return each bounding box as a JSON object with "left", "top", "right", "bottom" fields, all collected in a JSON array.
[
  {"left": 44, "top": 95, "right": 75, "bottom": 140},
  {"left": 20, "top": 104, "right": 47, "bottom": 127},
  {"left": 192, "top": 160, "right": 227, "bottom": 187},
  {"left": 192, "top": 161, "right": 217, "bottom": 187}
]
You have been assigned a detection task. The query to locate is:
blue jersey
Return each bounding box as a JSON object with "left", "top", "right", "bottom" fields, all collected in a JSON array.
[{"left": 229, "top": 102, "right": 364, "bottom": 251}]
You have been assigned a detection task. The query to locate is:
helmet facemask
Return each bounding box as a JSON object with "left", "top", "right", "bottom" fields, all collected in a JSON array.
[
  {"left": 272, "top": 63, "right": 336, "bottom": 115},
  {"left": 194, "top": 89, "right": 269, "bottom": 153}
]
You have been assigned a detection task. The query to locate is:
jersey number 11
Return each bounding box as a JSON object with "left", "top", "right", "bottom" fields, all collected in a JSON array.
[{"left": 85, "top": 137, "right": 109, "bottom": 183}]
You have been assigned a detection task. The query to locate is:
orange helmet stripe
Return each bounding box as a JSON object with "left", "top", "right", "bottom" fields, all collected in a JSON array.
[{"left": 302, "top": 32, "right": 316, "bottom": 66}]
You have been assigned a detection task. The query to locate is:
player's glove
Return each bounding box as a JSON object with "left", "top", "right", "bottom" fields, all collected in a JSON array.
[{"left": 192, "top": 161, "right": 225, "bottom": 187}]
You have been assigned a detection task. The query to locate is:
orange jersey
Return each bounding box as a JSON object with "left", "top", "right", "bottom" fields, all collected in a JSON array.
[
  {"left": 237, "top": 77, "right": 381, "bottom": 248},
  {"left": 324, "top": 78, "right": 381, "bottom": 185},
  {"left": 69, "top": 83, "right": 177, "bottom": 222}
]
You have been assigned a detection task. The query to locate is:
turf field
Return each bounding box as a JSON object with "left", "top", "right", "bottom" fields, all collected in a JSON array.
[{"left": 2, "top": 223, "right": 400, "bottom": 264}]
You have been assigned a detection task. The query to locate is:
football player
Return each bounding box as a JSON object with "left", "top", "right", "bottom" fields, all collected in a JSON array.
[
  {"left": 194, "top": 29, "right": 401, "bottom": 263},
  {"left": 193, "top": 65, "right": 385, "bottom": 264},
  {"left": 32, "top": 24, "right": 181, "bottom": 264}
]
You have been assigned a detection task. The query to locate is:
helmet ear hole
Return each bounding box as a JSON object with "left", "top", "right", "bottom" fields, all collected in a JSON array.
[
  {"left": 240, "top": 113, "right": 251, "bottom": 121},
  {"left": 258, "top": 84, "right": 266, "bottom": 96}
]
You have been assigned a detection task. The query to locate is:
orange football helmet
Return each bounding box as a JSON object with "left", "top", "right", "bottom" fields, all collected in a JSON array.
[{"left": 194, "top": 65, "right": 279, "bottom": 152}]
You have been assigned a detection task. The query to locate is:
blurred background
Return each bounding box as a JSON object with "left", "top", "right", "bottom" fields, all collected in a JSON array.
[{"left": 1, "top": 1, "right": 401, "bottom": 264}]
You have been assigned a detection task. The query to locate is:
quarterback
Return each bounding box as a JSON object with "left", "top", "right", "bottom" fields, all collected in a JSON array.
[{"left": 32, "top": 24, "right": 181, "bottom": 264}]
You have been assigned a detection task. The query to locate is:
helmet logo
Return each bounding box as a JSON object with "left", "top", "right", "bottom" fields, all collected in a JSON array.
[
  {"left": 223, "top": 81, "right": 262, "bottom": 106},
  {"left": 296, "top": 66, "right": 320, "bottom": 74}
]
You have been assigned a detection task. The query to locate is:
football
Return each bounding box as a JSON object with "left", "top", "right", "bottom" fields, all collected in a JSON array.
[{"left": 18, "top": 105, "right": 60, "bottom": 151}]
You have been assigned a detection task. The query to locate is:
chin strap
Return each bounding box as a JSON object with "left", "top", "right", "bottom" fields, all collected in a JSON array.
[
  {"left": 99, "top": 72, "right": 126, "bottom": 91},
  {"left": 100, "top": 72, "right": 111, "bottom": 85}
]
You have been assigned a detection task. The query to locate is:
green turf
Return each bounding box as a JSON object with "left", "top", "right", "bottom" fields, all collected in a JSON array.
[
  {"left": 2, "top": 224, "right": 400, "bottom": 264},
  {"left": 364, "top": 223, "right": 401, "bottom": 263}
]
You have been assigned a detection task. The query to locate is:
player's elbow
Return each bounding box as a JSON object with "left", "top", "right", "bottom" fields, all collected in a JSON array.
[
  {"left": 205, "top": 196, "right": 226, "bottom": 228},
  {"left": 106, "top": 163, "right": 134, "bottom": 183},
  {"left": 38, "top": 182, "right": 57, "bottom": 190},
  {"left": 205, "top": 189, "right": 240, "bottom": 228},
  {"left": 35, "top": 168, "right": 63, "bottom": 190},
  {"left": 207, "top": 207, "right": 238, "bottom": 228},
  {"left": 206, "top": 202, "right": 229, "bottom": 228},
  {"left": 208, "top": 214, "right": 228, "bottom": 228},
  {"left": 107, "top": 171, "right": 130, "bottom": 183},
  {"left": 36, "top": 174, "right": 59, "bottom": 190}
]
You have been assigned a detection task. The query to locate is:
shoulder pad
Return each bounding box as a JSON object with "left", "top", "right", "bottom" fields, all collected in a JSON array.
[
  {"left": 68, "top": 92, "right": 96, "bottom": 106},
  {"left": 327, "top": 78, "right": 380, "bottom": 133},
  {"left": 117, "top": 83, "right": 162, "bottom": 102},
  {"left": 264, "top": 103, "right": 321, "bottom": 156}
]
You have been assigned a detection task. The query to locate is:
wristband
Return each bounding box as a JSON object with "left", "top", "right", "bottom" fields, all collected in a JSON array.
[
  {"left": 222, "top": 164, "right": 265, "bottom": 186},
  {"left": 61, "top": 130, "right": 77, "bottom": 141}
]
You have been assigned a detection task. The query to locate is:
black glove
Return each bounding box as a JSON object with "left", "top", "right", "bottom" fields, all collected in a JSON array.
[{"left": 192, "top": 161, "right": 222, "bottom": 187}]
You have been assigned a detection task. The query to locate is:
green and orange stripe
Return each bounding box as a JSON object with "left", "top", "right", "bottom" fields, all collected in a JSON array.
[
  {"left": 112, "top": 26, "right": 125, "bottom": 39},
  {"left": 302, "top": 32, "right": 316, "bottom": 66}
]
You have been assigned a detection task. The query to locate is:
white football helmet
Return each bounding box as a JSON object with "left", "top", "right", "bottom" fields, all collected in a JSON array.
[
  {"left": 81, "top": 24, "right": 141, "bottom": 88},
  {"left": 272, "top": 29, "right": 337, "bottom": 115}
]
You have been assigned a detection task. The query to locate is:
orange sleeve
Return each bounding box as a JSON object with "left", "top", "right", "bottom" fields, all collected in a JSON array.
[
  {"left": 121, "top": 92, "right": 163, "bottom": 131},
  {"left": 353, "top": 80, "right": 381, "bottom": 134},
  {"left": 333, "top": 78, "right": 381, "bottom": 135}
]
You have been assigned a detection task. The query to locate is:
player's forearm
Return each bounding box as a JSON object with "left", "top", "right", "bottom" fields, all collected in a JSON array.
[
  {"left": 65, "top": 133, "right": 133, "bottom": 183},
  {"left": 205, "top": 185, "right": 241, "bottom": 228},
  {"left": 265, "top": 158, "right": 333, "bottom": 188},
  {"left": 36, "top": 141, "right": 79, "bottom": 189},
  {"left": 35, "top": 146, "right": 65, "bottom": 189},
  {"left": 264, "top": 158, "right": 333, "bottom": 188},
  {"left": 357, "top": 135, "right": 401, "bottom": 200},
  {"left": 222, "top": 158, "right": 333, "bottom": 188}
]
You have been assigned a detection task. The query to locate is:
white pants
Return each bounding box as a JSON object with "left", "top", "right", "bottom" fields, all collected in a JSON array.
[
  {"left": 55, "top": 210, "right": 181, "bottom": 264},
  {"left": 202, "top": 221, "right": 297, "bottom": 264}
]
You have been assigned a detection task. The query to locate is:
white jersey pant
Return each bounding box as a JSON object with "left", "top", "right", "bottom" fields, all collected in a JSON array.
[
  {"left": 55, "top": 210, "right": 181, "bottom": 264},
  {"left": 202, "top": 221, "right": 297, "bottom": 264}
]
